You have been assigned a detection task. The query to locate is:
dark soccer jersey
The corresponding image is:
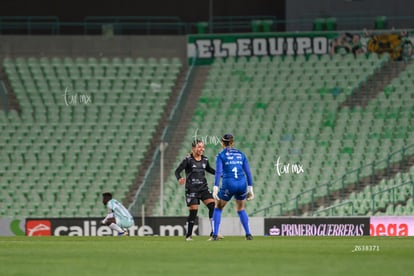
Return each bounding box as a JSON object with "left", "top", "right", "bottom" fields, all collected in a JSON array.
[{"left": 175, "top": 154, "right": 215, "bottom": 193}]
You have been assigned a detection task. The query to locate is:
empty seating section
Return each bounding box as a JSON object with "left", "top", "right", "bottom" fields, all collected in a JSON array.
[
  {"left": 0, "top": 56, "right": 181, "bottom": 218},
  {"left": 314, "top": 166, "right": 414, "bottom": 216},
  {"left": 313, "top": 61, "right": 414, "bottom": 216},
  {"left": 158, "top": 53, "right": 414, "bottom": 217}
]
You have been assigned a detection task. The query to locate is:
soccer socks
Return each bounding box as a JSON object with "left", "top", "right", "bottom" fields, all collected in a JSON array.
[
  {"left": 207, "top": 202, "right": 214, "bottom": 219},
  {"left": 237, "top": 210, "right": 251, "bottom": 236},
  {"left": 186, "top": 209, "right": 198, "bottom": 238},
  {"left": 212, "top": 208, "right": 222, "bottom": 237},
  {"left": 207, "top": 202, "right": 215, "bottom": 235},
  {"left": 109, "top": 223, "right": 124, "bottom": 233}
]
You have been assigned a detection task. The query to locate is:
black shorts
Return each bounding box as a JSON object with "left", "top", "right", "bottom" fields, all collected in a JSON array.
[{"left": 185, "top": 189, "right": 213, "bottom": 206}]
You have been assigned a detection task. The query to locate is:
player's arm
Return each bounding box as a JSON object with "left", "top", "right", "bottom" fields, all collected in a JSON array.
[
  {"left": 243, "top": 157, "right": 254, "bottom": 200},
  {"left": 214, "top": 155, "right": 223, "bottom": 187},
  {"left": 213, "top": 155, "right": 223, "bottom": 200},
  {"left": 101, "top": 207, "right": 114, "bottom": 225},
  {"left": 175, "top": 158, "right": 187, "bottom": 184},
  {"left": 205, "top": 159, "right": 216, "bottom": 175},
  {"left": 242, "top": 157, "right": 253, "bottom": 186}
]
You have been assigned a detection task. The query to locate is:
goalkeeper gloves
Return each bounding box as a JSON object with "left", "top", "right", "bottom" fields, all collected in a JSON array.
[
  {"left": 246, "top": 186, "right": 254, "bottom": 201},
  {"left": 213, "top": 186, "right": 220, "bottom": 200}
]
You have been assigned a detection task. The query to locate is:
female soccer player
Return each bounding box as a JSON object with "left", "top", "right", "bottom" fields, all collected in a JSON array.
[
  {"left": 175, "top": 139, "right": 217, "bottom": 241},
  {"left": 211, "top": 133, "right": 254, "bottom": 240}
]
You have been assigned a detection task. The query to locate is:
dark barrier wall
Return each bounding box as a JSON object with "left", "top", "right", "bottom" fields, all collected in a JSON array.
[
  {"left": 265, "top": 217, "right": 370, "bottom": 236},
  {"left": 25, "top": 217, "right": 196, "bottom": 236},
  {"left": 286, "top": 0, "right": 414, "bottom": 31},
  {"left": 0, "top": 0, "right": 285, "bottom": 22}
]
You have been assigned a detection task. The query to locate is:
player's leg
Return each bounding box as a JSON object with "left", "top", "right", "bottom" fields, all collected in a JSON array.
[
  {"left": 201, "top": 190, "right": 215, "bottom": 236},
  {"left": 103, "top": 217, "right": 128, "bottom": 236},
  {"left": 234, "top": 182, "right": 252, "bottom": 240},
  {"left": 212, "top": 198, "right": 229, "bottom": 240},
  {"left": 211, "top": 183, "right": 232, "bottom": 240},
  {"left": 186, "top": 205, "right": 198, "bottom": 240},
  {"left": 118, "top": 217, "right": 134, "bottom": 235},
  {"left": 235, "top": 199, "right": 252, "bottom": 239},
  {"left": 185, "top": 193, "right": 200, "bottom": 240}
]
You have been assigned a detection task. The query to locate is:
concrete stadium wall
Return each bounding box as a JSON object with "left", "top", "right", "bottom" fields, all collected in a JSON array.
[
  {"left": 0, "top": 35, "right": 187, "bottom": 60},
  {"left": 286, "top": 0, "right": 414, "bottom": 31}
]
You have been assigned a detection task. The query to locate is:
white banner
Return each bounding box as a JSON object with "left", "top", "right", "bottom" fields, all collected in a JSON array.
[{"left": 199, "top": 217, "right": 264, "bottom": 236}]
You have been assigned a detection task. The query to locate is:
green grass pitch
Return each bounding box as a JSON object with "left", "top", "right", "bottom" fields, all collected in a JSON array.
[{"left": 1, "top": 236, "right": 414, "bottom": 276}]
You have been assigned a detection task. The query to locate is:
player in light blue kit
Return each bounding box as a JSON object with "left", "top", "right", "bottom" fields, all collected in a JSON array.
[
  {"left": 211, "top": 134, "right": 254, "bottom": 240},
  {"left": 101, "top": 192, "right": 134, "bottom": 236}
]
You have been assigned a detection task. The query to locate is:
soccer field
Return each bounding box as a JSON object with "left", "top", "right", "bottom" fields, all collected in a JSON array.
[{"left": 1, "top": 236, "right": 413, "bottom": 276}]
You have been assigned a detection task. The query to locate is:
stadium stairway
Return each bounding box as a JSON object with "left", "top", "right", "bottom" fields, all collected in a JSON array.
[
  {"left": 142, "top": 66, "right": 210, "bottom": 216},
  {"left": 123, "top": 63, "right": 188, "bottom": 208},
  {"left": 340, "top": 60, "right": 409, "bottom": 108},
  {"left": 0, "top": 66, "right": 21, "bottom": 114}
]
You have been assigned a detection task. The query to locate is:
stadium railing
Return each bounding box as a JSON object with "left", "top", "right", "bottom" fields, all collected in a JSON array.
[
  {"left": 83, "top": 16, "right": 188, "bottom": 35},
  {"left": 249, "top": 202, "right": 284, "bottom": 217},
  {"left": 312, "top": 200, "right": 355, "bottom": 216},
  {"left": 2, "top": 15, "right": 414, "bottom": 35},
  {"left": 190, "top": 15, "right": 278, "bottom": 33},
  {"left": 255, "top": 143, "right": 414, "bottom": 217},
  {"left": 371, "top": 181, "right": 414, "bottom": 213},
  {"left": 0, "top": 16, "right": 60, "bottom": 34}
]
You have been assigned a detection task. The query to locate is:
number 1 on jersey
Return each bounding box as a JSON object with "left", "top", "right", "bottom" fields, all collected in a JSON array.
[{"left": 232, "top": 167, "right": 238, "bottom": 179}]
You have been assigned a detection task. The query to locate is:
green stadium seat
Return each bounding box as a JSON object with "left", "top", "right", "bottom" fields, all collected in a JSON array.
[{"left": 375, "top": 16, "right": 388, "bottom": 30}]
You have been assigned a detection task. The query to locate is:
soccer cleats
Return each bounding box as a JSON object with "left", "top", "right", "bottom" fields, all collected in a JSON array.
[{"left": 245, "top": 234, "right": 253, "bottom": 240}]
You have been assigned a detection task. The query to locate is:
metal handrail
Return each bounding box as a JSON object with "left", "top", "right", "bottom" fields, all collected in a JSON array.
[
  {"left": 313, "top": 200, "right": 355, "bottom": 216},
  {"left": 2, "top": 15, "right": 414, "bottom": 35},
  {"left": 254, "top": 143, "right": 414, "bottom": 217}
]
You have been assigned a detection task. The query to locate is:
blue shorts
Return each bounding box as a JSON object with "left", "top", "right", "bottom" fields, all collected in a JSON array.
[{"left": 218, "top": 178, "right": 248, "bottom": 201}]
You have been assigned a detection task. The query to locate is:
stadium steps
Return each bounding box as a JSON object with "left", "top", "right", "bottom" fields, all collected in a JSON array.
[
  {"left": 340, "top": 57, "right": 408, "bottom": 108},
  {"left": 0, "top": 66, "right": 21, "bottom": 114},
  {"left": 123, "top": 62, "right": 188, "bottom": 208},
  {"left": 145, "top": 66, "right": 210, "bottom": 216}
]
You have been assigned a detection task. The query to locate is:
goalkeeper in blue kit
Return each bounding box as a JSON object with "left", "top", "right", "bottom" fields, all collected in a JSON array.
[{"left": 211, "top": 134, "right": 254, "bottom": 240}]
